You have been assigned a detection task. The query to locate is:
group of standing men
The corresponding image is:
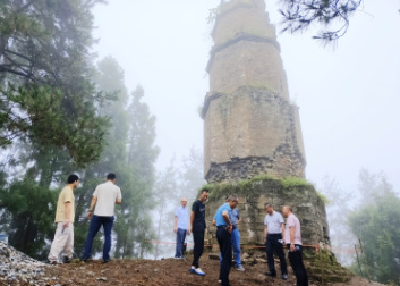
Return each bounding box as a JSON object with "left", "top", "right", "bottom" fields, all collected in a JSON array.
[
  {"left": 48, "top": 175, "right": 308, "bottom": 286},
  {"left": 48, "top": 173, "right": 121, "bottom": 264},
  {"left": 175, "top": 190, "right": 308, "bottom": 286}
]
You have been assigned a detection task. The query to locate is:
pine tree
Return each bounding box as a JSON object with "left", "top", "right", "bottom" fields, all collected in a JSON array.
[
  {"left": 153, "top": 161, "right": 180, "bottom": 260},
  {"left": 0, "top": 0, "right": 110, "bottom": 260},
  {"left": 348, "top": 169, "right": 400, "bottom": 284},
  {"left": 0, "top": 0, "right": 110, "bottom": 165},
  {"left": 74, "top": 58, "right": 159, "bottom": 260},
  {"left": 278, "top": 0, "right": 363, "bottom": 41}
]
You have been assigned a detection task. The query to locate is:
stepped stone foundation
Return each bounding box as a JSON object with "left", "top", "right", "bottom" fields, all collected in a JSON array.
[
  {"left": 198, "top": 177, "right": 351, "bottom": 283},
  {"left": 203, "top": 178, "right": 329, "bottom": 247}
]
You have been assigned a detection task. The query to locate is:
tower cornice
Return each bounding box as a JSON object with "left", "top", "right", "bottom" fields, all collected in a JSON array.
[{"left": 206, "top": 33, "right": 280, "bottom": 73}]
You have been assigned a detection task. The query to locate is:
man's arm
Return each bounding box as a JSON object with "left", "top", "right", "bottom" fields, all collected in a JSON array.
[
  {"left": 289, "top": 226, "right": 296, "bottom": 251},
  {"left": 281, "top": 223, "right": 285, "bottom": 242},
  {"left": 264, "top": 225, "right": 268, "bottom": 244},
  {"left": 87, "top": 196, "right": 97, "bottom": 218},
  {"left": 64, "top": 202, "right": 71, "bottom": 227},
  {"left": 187, "top": 213, "right": 190, "bottom": 235},
  {"left": 190, "top": 211, "right": 195, "bottom": 232},
  {"left": 116, "top": 189, "right": 121, "bottom": 204},
  {"left": 222, "top": 210, "right": 232, "bottom": 233},
  {"left": 174, "top": 216, "right": 178, "bottom": 233}
]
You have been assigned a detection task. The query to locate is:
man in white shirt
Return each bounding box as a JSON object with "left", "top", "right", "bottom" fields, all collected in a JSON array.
[
  {"left": 82, "top": 173, "right": 121, "bottom": 263},
  {"left": 264, "top": 203, "right": 288, "bottom": 279},
  {"left": 174, "top": 197, "right": 190, "bottom": 259}
]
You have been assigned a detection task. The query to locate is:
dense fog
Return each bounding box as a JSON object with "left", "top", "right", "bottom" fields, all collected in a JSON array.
[{"left": 0, "top": 0, "right": 399, "bottom": 284}]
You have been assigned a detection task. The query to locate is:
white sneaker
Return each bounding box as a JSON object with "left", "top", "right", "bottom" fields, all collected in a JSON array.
[
  {"left": 218, "top": 279, "right": 221, "bottom": 283},
  {"left": 189, "top": 267, "right": 205, "bottom": 276},
  {"left": 236, "top": 265, "right": 246, "bottom": 271}
]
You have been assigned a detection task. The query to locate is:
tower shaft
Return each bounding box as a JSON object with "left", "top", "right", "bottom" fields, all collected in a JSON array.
[{"left": 203, "top": 0, "right": 306, "bottom": 183}]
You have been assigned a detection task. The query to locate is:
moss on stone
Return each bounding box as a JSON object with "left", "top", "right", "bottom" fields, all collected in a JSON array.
[
  {"left": 306, "top": 249, "right": 353, "bottom": 283},
  {"left": 201, "top": 176, "right": 316, "bottom": 201}
]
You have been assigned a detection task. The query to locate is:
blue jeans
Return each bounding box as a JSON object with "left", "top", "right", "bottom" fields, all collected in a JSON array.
[
  {"left": 231, "top": 228, "right": 241, "bottom": 266},
  {"left": 219, "top": 227, "right": 242, "bottom": 267},
  {"left": 175, "top": 228, "right": 187, "bottom": 258},
  {"left": 83, "top": 215, "right": 114, "bottom": 261}
]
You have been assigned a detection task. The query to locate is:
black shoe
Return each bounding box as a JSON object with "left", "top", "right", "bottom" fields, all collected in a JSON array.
[
  {"left": 102, "top": 259, "right": 110, "bottom": 263},
  {"left": 282, "top": 274, "right": 288, "bottom": 280},
  {"left": 265, "top": 272, "right": 276, "bottom": 277},
  {"left": 62, "top": 257, "right": 72, "bottom": 263}
]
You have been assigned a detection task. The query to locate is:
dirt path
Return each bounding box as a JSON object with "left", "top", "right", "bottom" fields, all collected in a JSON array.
[{"left": 44, "top": 258, "right": 376, "bottom": 286}]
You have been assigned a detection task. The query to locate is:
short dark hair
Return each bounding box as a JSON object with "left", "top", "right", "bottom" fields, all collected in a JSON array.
[
  {"left": 67, "top": 174, "right": 79, "bottom": 184},
  {"left": 107, "top": 173, "right": 117, "bottom": 180},
  {"left": 200, "top": 189, "right": 208, "bottom": 194},
  {"left": 265, "top": 203, "right": 272, "bottom": 208}
]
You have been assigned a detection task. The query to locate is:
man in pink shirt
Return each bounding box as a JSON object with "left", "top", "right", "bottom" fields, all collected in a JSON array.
[{"left": 282, "top": 205, "right": 308, "bottom": 286}]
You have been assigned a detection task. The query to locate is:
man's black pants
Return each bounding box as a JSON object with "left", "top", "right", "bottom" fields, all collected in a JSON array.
[
  {"left": 192, "top": 228, "right": 205, "bottom": 268},
  {"left": 288, "top": 245, "right": 309, "bottom": 286},
  {"left": 217, "top": 226, "right": 232, "bottom": 286},
  {"left": 266, "top": 234, "right": 287, "bottom": 275}
]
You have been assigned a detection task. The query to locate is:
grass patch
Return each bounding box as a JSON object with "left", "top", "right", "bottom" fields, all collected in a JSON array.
[
  {"left": 201, "top": 176, "right": 313, "bottom": 200},
  {"left": 281, "top": 177, "right": 309, "bottom": 188}
]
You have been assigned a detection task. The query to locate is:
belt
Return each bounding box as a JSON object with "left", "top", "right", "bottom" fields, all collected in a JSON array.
[
  {"left": 231, "top": 225, "right": 237, "bottom": 229},
  {"left": 217, "top": 225, "right": 229, "bottom": 229},
  {"left": 268, "top": 233, "right": 282, "bottom": 236}
]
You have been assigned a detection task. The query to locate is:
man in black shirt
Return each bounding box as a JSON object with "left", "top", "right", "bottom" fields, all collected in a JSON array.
[{"left": 189, "top": 189, "right": 208, "bottom": 276}]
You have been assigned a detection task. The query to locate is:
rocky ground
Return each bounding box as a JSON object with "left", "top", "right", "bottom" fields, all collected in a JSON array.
[
  {"left": 0, "top": 241, "right": 379, "bottom": 286},
  {"left": 1, "top": 258, "right": 377, "bottom": 286}
]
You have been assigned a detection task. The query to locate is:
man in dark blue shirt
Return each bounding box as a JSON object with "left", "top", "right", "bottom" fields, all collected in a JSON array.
[
  {"left": 189, "top": 189, "right": 208, "bottom": 276},
  {"left": 214, "top": 195, "right": 239, "bottom": 286}
]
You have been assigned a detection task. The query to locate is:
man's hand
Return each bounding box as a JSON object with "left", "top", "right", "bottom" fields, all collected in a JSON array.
[
  {"left": 64, "top": 219, "right": 70, "bottom": 227},
  {"left": 87, "top": 211, "right": 93, "bottom": 219},
  {"left": 190, "top": 227, "right": 193, "bottom": 234},
  {"left": 212, "top": 219, "right": 216, "bottom": 226},
  {"left": 227, "top": 224, "right": 232, "bottom": 234},
  {"left": 173, "top": 227, "right": 178, "bottom": 234},
  {"left": 290, "top": 244, "right": 295, "bottom": 252},
  {"left": 187, "top": 229, "right": 190, "bottom": 235}
]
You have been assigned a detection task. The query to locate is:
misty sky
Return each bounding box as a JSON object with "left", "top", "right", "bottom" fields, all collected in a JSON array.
[{"left": 92, "top": 0, "right": 400, "bottom": 196}]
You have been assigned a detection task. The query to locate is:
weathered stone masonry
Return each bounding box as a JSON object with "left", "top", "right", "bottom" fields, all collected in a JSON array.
[
  {"left": 203, "top": 178, "right": 330, "bottom": 247},
  {"left": 203, "top": 0, "right": 306, "bottom": 184}
]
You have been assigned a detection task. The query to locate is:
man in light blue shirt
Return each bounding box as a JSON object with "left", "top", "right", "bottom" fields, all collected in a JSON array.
[
  {"left": 214, "top": 195, "right": 239, "bottom": 286},
  {"left": 213, "top": 206, "right": 245, "bottom": 272},
  {"left": 174, "top": 197, "right": 190, "bottom": 259}
]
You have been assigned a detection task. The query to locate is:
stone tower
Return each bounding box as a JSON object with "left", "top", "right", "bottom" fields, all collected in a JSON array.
[{"left": 203, "top": 0, "right": 306, "bottom": 183}]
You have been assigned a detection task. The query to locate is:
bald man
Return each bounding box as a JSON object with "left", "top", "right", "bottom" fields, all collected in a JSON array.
[
  {"left": 174, "top": 197, "right": 190, "bottom": 259},
  {"left": 282, "top": 206, "right": 308, "bottom": 286}
]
